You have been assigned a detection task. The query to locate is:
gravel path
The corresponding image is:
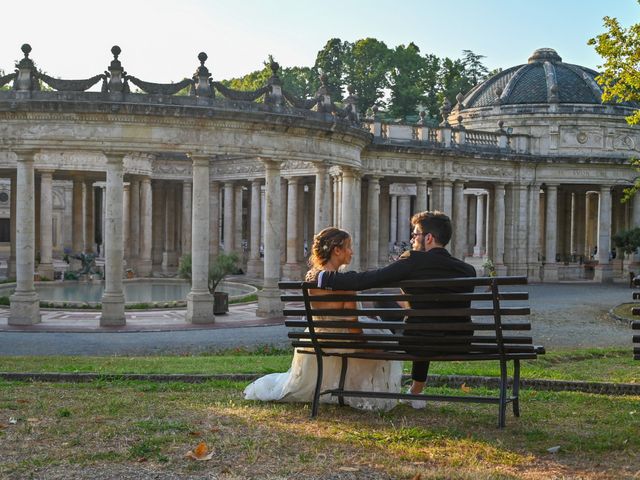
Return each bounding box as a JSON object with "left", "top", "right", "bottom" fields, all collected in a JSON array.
[{"left": 0, "top": 283, "right": 634, "bottom": 355}]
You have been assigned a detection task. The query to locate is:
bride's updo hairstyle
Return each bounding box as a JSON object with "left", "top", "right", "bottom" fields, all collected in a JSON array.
[{"left": 305, "top": 227, "right": 351, "bottom": 282}]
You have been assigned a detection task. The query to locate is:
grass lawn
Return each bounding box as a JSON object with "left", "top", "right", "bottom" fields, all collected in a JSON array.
[{"left": 0, "top": 348, "right": 639, "bottom": 479}]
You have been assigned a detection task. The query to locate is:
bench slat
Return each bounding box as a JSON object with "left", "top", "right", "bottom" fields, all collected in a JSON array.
[
  {"left": 325, "top": 389, "right": 504, "bottom": 404},
  {"left": 278, "top": 275, "right": 527, "bottom": 290},
  {"left": 280, "top": 292, "right": 529, "bottom": 302},
  {"left": 632, "top": 321, "right": 640, "bottom": 330},
  {"left": 283, "top": 320, "right": 532, "bottom": 331},
  {"left": 283, "top": 307, "right": 531, "bottom": 317},
  {"left": 288, "top": 332, "right": 533, "bottom": 344},
  {"left": 295, "top": 349, "right": 540, "bottom": 362},
  {"left": 290, "top": 340, "right": 538, "bottom": 354}
]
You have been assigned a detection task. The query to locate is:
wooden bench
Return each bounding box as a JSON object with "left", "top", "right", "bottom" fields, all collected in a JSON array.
[
  {"left": 279, "top": 275, "right": 544, "bottom": 428},
  {"left": 632, "top": 289, "right": 640, "bottom": 360}
]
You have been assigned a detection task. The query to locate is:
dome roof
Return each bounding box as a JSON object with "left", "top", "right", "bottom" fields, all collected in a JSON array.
[{"left": 461, "top": 48, "right": 607, "bottom": 108}]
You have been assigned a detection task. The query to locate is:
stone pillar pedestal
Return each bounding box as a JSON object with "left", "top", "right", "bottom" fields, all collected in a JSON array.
[
  {"left": 9, "top": 151, "right": 40, "bottom": 325},
  {"left": 38, "top": 170, "right": 54, "bottom": 280},
  {"left": 257, "top": 159, "right": 283, "bottom": 317},
  {"left": 100, "top": 153, "right": 125, "bottom": 326},
  {"left": 187, "top": 156, "right": 214, "bottom": 324}
]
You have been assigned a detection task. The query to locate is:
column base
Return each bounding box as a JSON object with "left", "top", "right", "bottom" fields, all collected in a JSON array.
[
  {"left": 186, "top": 290, "right": 214, "bottom": 324},
  {"left": 593, "top": 264, "right": 613, "bottom": 283},
  {"left": 494, "top": 264, "right": 507, "bottom": 276},
  {"left": 282, "top": 262, "right": 303, "bottom": 281},
  {"left": 100, "top": 293, "right": 125, "bottom": 326},
  {"left": 542, "top": 264, "right": 558, "bottom": 282},
  {"left": 527, "top": 263, "right": 542, "bottom": 282},
  {"left": 8, "top": 291, "right": 41, "bottom": 325},
  {"left": 136, "top": 259, "right": 153, "bottom": 277},
  {"left": 38, "top": 263, "right": 54, "bottom": 281},
  {"left": 246, "top": 258, "right": 264, "bottom": 278},
  {"left": 257, "top": 287, "right": 283, "bottom": 318},
  {"left": 162, "top": 251, "right": 178, "bottom": 269}
]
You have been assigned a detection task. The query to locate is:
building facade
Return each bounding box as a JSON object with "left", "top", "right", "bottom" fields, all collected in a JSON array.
[{"left": 1, "top": 45, "right": 638, "bottom": 326}]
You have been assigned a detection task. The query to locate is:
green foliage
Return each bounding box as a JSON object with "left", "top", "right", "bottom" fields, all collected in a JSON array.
[
  {"left": 343, "top": 38, "right": 392, "bottom": 114},
  {"left": 0, "top": 296, "right": 10, "bottom": 306},
  {"left": 313, "top": 38, "right": 348, "bottom": 100},
  {"left": 179, "top": 252, "right": 240, "bottom": 293},
  {"left": 388, "top": 43, "right": 430, "bottom": 118},
  {"left": 64, "top": 271, "right": 79, "bottom": 281},
  {"left": 590, "top": 12, "right": 640, "bottom": 199},
  {"left": 612, "top": 227, "right": 640, "bottom": 254}
]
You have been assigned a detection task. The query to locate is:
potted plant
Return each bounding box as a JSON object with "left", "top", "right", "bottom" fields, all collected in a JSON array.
[{"left": 179, "top": 252, "right": 240, "bottom": 314}]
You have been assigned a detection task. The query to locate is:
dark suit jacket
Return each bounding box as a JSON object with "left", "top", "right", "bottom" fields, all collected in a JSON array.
[{"left": 320, "top": 248, "right": 477, "bottom": 340}]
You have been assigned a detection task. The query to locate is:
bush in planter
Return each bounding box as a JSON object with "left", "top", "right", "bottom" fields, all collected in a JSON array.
[{"left": 179, "top": 252, "right": 240, "bottom": 313}]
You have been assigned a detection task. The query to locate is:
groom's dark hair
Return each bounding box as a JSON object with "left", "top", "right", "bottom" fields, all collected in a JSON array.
[{"left": 411, "top": 210, "right": 452, "bottom": 246}]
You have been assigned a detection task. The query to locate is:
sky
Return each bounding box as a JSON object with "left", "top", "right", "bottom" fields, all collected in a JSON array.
[{"left": 0, "top": 0, "right": 638, "bottom": 84}]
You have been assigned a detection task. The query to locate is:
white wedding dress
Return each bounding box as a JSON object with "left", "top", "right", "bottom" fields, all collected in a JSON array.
[{"left": 244, "top": 317, "right": 403, "bottom": 411}]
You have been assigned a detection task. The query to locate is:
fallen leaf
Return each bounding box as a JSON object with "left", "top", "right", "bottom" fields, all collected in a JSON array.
[
  {"left": 137, "top": 457, "right": 148, "bottom": 463},
  {"left": 461, "top": 383, "right": 472, "bottom": 393},
  {"left": 188, "top": 431, "right": 202, "bottom": 437},
  {"left": 547, "top": 445, "right": 561, "bottom": 454},
  {"left": 185, "top": 441, "right": 214, "bottom": 461},
  {"left": 338, "top": 467, "right": 359, "bottom": 472},
  {"left": 210, "top": 426, "right": 220, "bottom": 433},
  {"left": 16, "top": 399, "right": 29, "bottom": 404}
]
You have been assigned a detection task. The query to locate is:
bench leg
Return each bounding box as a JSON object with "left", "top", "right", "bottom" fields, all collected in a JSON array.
[
  {"left": 498, "top": 360, "right": 508, "bottom": 429},
  {"left": 311, "top": 353, "right": 324, "bottom": 419},
  {"left": 338, "top": 357, "right": 348, "bottom": 407},
  {"left": 512, "top": 359, "right": 521, "bottom": 417}
]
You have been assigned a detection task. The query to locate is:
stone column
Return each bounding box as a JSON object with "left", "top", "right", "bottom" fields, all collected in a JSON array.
[
  {"left": 595, "top": 186, "right": 613, "bottom": 282},
  {"left": 473, "top": 194, "right": 485, "bottom": 257},
  {"left": 71, "top": 176, "right": 84, "bottom": 255},
  {"left": 151, "top": 181, "right": 165, "bottom": 266},
  {"left": 100, "top": 153, "right": 125, "bottom": 326},
  {"left": 122, "top": 183, "right": 130, "bottom": 263},
  {"left": 332, "top": 175, "right": 339, "bottom": 225},
  {"left": 585, "top": 192, "right": 598, "bottom": 258},
  {"left": 209, "top": 181, "right": 220, "bottom": 264},
  {"left": 234, "top": 184, "right": 244, "bottom": 253},
  {"left": 8, "top": 174, "right": 16, "bottom": 279},
  {"left": 181, "top": 180, "right": 192, "bottom": 261},
  {"left": 341, "top": 167, "right": 361, "bottom": 270},
  {"left": 257, "top": 159, "right": 283, "bottom": 317},
  {"left": 631, "top": 192, "right": 640, "bottom": 266},
  {"left": 574, "top": 191, "right": 586, "bottom": 260},
  {"left": 492, "top": 183, "right": 506, "bottom": 274},
  {"left": 247, "top": 179, "right": 263, "bottom": 276},
  {"left": 9, "top": 151, "right": 40, "bottom": 325},
  {"left": 504, "top": 183, "right": 528, "bottom": 275},
  {"left": 527, "top": 183, "right": 542, "bottom": 280},
  {"left": 100, "top": 186, "right": 106, "bottom": 257},
  {"left": 138, "top": 177, "right": 153, "bottom": 276},
  {"left": 84, "top": 180, "right": 95, "bottom": 254},
  {"left": 127, "top": 179, "right": 138, "bottom": 262},
  {"left": 367, "top": 176, "right": 381, "bottom": 269},
  {"left": 186, "top": 155, "right": 214, "bottom": 323},
  {"left": 415, "top": 179, "right": 428, "bottom": 213},
  {"left": 223, "top": 182, "right": 235, "bottom": 252},
  {"left": 543, "top": 184, "right": 558, "bottom": 281},
  {"left": 378, "top": 181, "right": 390, "bottom": 265},
  {"left": 390, "top": 194, "right": 398, "bottom": 245},
  {"left": 397, "top": 195, "right": 411, "bottom": 243},
  {"left": 280, "top": 178, "right": 287, "bottom": 265},
  {"left": 452, "top": 180, "right": 466, "bottom": 259},
  {"left": 38, "top": 170, "right": 54, "bottom": 280},
  {"left": 336, "top": 174, "right": 343, "bottom": 227},
  {"left": 282, "top": 177, "right": 302, "bottom": 280},
  {"left": 314, "top": 163, "right": 331, "bottom": 232},
  {"left": 162, "top": 184, "right": 177, "bottom": 269}
]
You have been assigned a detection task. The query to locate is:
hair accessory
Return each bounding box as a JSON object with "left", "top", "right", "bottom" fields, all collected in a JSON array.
[{"left": 322, "top": 244, "right": 329, "bottom": 251}]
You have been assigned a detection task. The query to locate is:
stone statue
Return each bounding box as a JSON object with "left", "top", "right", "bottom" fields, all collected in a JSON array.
[{"left": 70, "top": 252, "right": 101, "bottom": 277}]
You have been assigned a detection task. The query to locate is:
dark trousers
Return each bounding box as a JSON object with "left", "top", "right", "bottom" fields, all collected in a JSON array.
[{"left": 375, "top": 300, "right": 429, "bottom": 383}]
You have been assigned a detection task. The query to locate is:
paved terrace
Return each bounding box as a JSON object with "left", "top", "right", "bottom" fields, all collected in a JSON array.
[{"left": 0, "top": 282, "right": 634, "bottom": 356}]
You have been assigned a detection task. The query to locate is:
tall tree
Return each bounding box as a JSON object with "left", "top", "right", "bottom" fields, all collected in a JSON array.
[
  {"left": 388, "top": 42, "right": 429, "bottom": 118},
  {"left": 313, "top": 38, "right": 347, "bottom": 101},
  {"left": 589, "top": 10, "right": 640, "bottom": 199},
  {"left": 343, "top": 38, "right": 392, "bottom": 114}
]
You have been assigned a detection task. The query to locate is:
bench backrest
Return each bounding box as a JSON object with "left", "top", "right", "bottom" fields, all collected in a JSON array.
[
  {"left": 633, "top": 321, "right": 640, "bottom": 360},
  {"left": 279, "top": 276, "right": 537, "bottom": 361}
]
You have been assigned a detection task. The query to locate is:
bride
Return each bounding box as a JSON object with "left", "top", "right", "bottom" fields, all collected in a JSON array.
[{"left": 244, "top": 227, "right": 403, "bottom": 411}]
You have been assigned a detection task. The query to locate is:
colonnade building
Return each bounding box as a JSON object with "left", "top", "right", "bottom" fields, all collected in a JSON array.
[{"left": 1, "top": 45, "right": 638, "bottom": 326}]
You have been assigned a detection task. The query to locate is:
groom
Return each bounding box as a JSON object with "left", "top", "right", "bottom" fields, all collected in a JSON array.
[{"left": 317, "top": 210, "right": 476, "bottom": 398}]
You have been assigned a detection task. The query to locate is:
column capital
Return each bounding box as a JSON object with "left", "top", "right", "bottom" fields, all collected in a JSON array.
[
  {"left": 284, "top": 175, "right": 301, "bottom": 184},
  {"left": 251, "top": 178, "right": 262, "bottom": 186},
  {"left": 12, "top": 149, "right": 38, "bottom": 162},
  {"left": 188, "top": 153, "right": 210, "bottom": 166},
  {"left": 103, "top": 151, "right": 126, "bottom": 164},
  {"left": 260, "top": 157, "right": 282, "bottom": 169}
]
